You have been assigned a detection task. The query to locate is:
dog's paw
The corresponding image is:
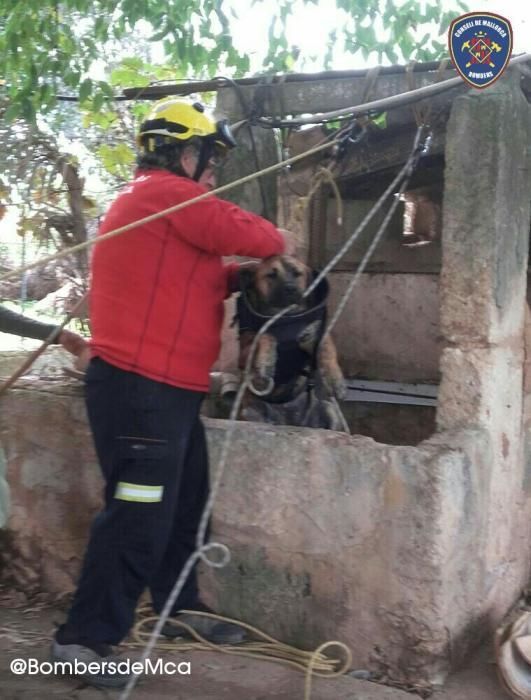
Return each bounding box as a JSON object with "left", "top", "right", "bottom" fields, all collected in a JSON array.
[
  {"left": 333, "top": 377, "right": 348, "bottom": 401},
  {"left": 322, "top": 373, "right": 347, "bottom": 401}
]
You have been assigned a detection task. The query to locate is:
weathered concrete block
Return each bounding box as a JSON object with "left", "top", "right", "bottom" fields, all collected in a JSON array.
[
  {"left": 201, "top": 422, "right": 519, "bottom": 684},
  {"left": 437, "top": 346, "right": 523, "bottom": 433},
  {"left": 440, "top": 75, "right": 531, "bottom": 345},
  {"left": 2, "top": 382, "right": 530, "bottom": 686},
  {"left": 328, "top": 272, "right": 440, "bottom": 382},
  {"left": 0, "top": 381, "right": 101, "bottom": 594},
  {"left": 0, "top": 448, "right": 9, "bottom": 529},
  {"left": 216, "top": 124, "right": 278, "bottom": 221}
]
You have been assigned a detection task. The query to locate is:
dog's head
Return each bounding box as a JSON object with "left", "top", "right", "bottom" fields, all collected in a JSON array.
[{"left": 242, "top": 255, "right": 312, "bottom": 314}]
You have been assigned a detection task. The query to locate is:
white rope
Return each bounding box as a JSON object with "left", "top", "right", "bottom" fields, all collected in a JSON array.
[{"left": 119, "top": 123, "right": 428, "bottom": 700}]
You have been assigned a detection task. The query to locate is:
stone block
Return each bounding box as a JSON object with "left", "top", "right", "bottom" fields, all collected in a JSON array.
[{"left": 440, "top": 76, "right": 531, "bottom": 345}]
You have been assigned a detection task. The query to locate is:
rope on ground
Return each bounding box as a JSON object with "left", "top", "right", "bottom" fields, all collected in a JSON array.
[
  {"left": 129, "top": 606, "right": 352, "bottom": 693},
  {"left": 118, "top": 123, "right": 429, "bottom": 700},
  {"left": 304, "top": 641, "right": 352, "bottom": 700}
]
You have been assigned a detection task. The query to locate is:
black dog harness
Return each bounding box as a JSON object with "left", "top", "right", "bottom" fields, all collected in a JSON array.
[{"left": 236, "top": 273, "right": 329, "bottom": 403}]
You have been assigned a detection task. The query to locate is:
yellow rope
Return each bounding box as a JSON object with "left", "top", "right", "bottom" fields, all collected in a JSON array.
[
  {"left": 304, "top": 641, "right": 352, "bottom": 700},
  {"left": 286, "top": 165, "right": 343, "bottom": 236},
  {"left": 317, "top": 166, "right": 343, "bottom": 227},
  {"left": 128, "top": 607, "right": 352, "bottom": 700}
]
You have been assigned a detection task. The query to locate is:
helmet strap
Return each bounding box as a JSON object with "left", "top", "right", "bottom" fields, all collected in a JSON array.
[{"left": 191, "top": 140, "right": 213, "bottom": 182}]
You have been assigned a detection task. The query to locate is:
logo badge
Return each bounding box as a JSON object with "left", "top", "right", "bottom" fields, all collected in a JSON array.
[{"left": 449, "top": 12, "right": 513, "bottom": 89}]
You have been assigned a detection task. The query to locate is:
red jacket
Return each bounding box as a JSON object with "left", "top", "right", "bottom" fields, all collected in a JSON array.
[{"left": 89, "top": 168, "right": 284, "bottom": 391}]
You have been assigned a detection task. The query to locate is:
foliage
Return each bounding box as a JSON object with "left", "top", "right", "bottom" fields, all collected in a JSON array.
[
  {"left": 79, "top": 57, "right": 192, "bottom": 182},
  {"left": 0, "top": 98, "right": 92, "bottom": 291},
  {"left": 0, "top": 0, "right": 471, "bottom": 120}
]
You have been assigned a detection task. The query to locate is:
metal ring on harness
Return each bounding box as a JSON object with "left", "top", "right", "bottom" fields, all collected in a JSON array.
[{"left": 249, "top": 375, "right": 275, "bottom": 397}]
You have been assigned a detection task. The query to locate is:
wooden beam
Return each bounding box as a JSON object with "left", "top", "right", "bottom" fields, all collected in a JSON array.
[{"left": 333, "top": 123, "right": 446, "bottom": 184}]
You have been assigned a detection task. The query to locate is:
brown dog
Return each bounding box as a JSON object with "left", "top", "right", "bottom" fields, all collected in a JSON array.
[{"left": 235, "top": 255, "right": 347, "bottom": 430}]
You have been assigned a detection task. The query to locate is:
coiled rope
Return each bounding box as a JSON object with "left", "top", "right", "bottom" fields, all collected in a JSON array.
[{"left": 129, "top": 606, "right": 352, "bottom": 700}]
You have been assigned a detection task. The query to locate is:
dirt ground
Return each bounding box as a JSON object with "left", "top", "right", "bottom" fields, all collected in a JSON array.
[{"left": 0, "top": 600, "right": 514, "bottom": 700}]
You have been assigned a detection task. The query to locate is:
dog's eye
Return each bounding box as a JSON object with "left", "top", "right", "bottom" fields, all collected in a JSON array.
[
  {"left": 266, "top": 270, "right": 278, "bottom": 279},
  {"left": 293, "top": 270, "right": 303, "bottom": 278}
]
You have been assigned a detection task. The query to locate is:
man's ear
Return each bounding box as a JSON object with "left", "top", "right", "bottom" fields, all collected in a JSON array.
[{"left": 180, "top": 144, "right": 198, "bottom": 178}]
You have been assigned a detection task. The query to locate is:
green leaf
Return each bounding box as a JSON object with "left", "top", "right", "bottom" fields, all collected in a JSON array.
[
  {"left": 96, "top": 143, "right": 136, "bottom": 179},
  {"left": 3, "top": 102, "right": 21, "bottom": 122},
  {"left": 79, "top": 78, "right": 93, "bottom": 102},
  {"left": 370, "top": 112, "right": 387, "bottom": 129},
  {"left": 385, "top": 46, "right": 398, "bottom": 64},
  {"left": 92, "top": 91, "right": 105, "bottom": 112}
]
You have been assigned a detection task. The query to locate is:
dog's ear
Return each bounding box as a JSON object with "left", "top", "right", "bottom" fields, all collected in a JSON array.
[{"left": 304, "top": 266, "right": 315, "bottom": 306}]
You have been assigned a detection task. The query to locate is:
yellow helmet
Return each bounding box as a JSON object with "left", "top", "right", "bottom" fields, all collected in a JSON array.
[{"left": 137, "top": 98, "right": 236, "bottom": 153}]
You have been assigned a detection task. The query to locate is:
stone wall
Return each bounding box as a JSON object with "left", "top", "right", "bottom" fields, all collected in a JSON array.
[
  {"left": 435, "top": 73, "right": 531, "bottom": 643},
  {"left": 329, "top": 273, "right": 440, "bottom": 382},
  {"left": 0, "top": 381, "right": 506, "bottom": 683}
]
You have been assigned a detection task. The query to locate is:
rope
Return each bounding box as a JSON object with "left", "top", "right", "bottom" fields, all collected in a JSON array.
[
  {"left": 256, "top": 53, "right": 531, "bottom": 127},
  {"left": 324, "top": 151, "right": 421, "bottom": 338},
  {"left": 406, "top": 61, "right": 426, "bottom": 127},
  {"left": 286, "top": 165, "right": 343, "bottom": 238},
  {"left": 357, "top": 65, "right": 382, "bottom": 129},
  {"left": 304, "top": 641, "right": 352, "bottom": 700},
  {"left": 406, "top": 58, "right": 451, "bottom": 128},
  {"left": 6, "top": 53, "right": 530, "bottom": 284},
  {"left": 129, "top": 606, "right": 352, "bottom": 692},
  {"left": 0, "top": 136, "right": 343, "bottom": 284},
  {"left": 118, "top": 123, "right": 428, "bottom": 700}
]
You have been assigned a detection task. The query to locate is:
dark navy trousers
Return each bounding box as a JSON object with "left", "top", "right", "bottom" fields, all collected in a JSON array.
[{"left": 60, "top": 357, "right": 209, "bottom": 646}]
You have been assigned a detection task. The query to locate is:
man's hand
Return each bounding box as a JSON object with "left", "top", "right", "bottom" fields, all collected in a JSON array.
[
  {"left": 58, "top": 329, "right": 91, "bottom": 372},
  {"left": 57, "top": 329, "right": 87, "bottom": 357},
  {"left": 277, "top": 228, "right": 300, "bottom": 256}
]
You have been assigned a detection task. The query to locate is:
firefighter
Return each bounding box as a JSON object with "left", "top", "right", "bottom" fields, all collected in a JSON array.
[{"left": 51, "top": 98, "right": 285, "bottom": 688}]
